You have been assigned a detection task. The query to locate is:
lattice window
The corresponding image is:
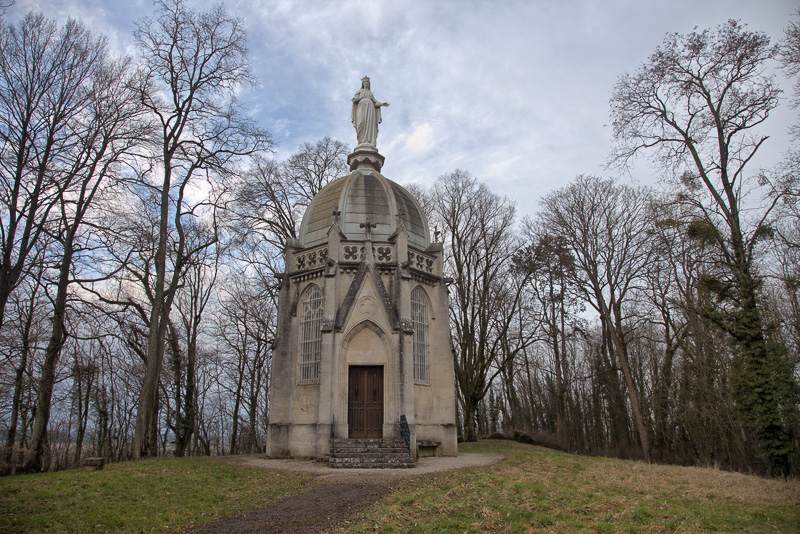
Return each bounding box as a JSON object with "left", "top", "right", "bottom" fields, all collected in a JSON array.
[
  {"left": 298, "top": 285, "right": 323, "bottom": 384},
  {"left": 411, "top": 288, "right": 430, "bottom": 384}
]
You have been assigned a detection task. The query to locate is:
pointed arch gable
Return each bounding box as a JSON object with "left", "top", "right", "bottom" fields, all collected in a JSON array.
[
  {"left": 342, "top": 320, "right": 395, "bottom": 367},
  {"left": 335, "top": 262, "right": 398, "bottom": 331},
  {"left": 342, "top": 319, "right": 392, "bottom": 355}
]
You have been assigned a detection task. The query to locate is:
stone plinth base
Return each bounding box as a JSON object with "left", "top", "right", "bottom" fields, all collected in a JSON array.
[{"left": 348, "top": 145, "right": 385, "bottom": 172}]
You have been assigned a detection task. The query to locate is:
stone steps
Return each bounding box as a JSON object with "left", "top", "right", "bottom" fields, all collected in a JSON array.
[{"left": 329, "top": 438, "right": 415, "bottom": 469}]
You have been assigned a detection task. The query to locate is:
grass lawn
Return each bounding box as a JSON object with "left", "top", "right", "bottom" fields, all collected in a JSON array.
[
  {"left": 1, "top": 442, "right": 798, "bottom": 533},
  {"left": 346, "top": 441, "right": 800, "bottom": 533},
  {"left": 0, "top": 456, "right": 313, "bottom": 533}
]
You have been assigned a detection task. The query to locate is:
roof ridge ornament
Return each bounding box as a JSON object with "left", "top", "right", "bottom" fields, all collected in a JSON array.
[{"left": 360, "top": 217, "right": 377, "bottom": 241}]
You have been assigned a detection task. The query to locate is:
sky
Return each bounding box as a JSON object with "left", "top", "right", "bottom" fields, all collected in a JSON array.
[{"left": 5, "top": 0, "right": 799, "bottom": 218}]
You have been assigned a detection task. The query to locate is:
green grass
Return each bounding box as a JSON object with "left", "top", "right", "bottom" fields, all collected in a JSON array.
[
  {"left": 345, "top": 441, "right": 800, "bottom": 533},
  {"left": 0, "top": 456, "right": 313, "bottom": 533},
  {"left": 2, "top": 442, "right": 798, "bottom": 533}
]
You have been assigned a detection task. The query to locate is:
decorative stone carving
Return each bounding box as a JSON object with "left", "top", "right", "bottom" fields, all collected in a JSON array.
[
  {"left": 324, "top": 257, "right": 337, "bottom": 277},
  {"left": 321, "top": 317, "right": 334, "bottom": 332},
  {"left": 343, "top": 245, "right": 390, "bottom": 262},
  {"left": 343, "top": 246, "right": 359, "bottom": 261},
  {"left": 275, "top": 272, "right": 286, "bottom": 289},
  {"left": 410, "top": 252, "right": 434, "bottom": 273},
  {"left": 400, "top": 259, "right": 411, "bottom": 279},
  {"left": 376, "top": 246, "right": 392, "bottom": 262},
  {"left": 401, "top": 317, "right": 414, "bottom": 333},
  {"left": 294, "top": 247, "right": 328, "bottom": 272},
  {"left": 357, "top": 296, "right": 377, "bottom": 315}
]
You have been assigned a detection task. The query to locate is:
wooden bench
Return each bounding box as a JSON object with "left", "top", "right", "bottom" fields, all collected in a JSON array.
[
  {"left": 82, "top": 457, "right": 105, "bottom": 470},
  {"left": 416, "top": 440, "right": 441, "bottom": 457}
]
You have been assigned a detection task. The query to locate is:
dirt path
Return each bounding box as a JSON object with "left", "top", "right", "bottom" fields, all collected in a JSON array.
[{"left": 189, "top": 453, "right": 502, "bottom": 534}]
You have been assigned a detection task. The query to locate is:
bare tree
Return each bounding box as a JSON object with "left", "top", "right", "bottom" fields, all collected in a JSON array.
[
  {"left": 0, "top": 13, "right": 106, "bottom": 330},
  {"left": 283, "top": 136, "right": 349, "bottom": 208},
  {"left": 169, "top": 224, "right": 220, "bottom": 457},
  {"left": 539, "top": 176, "right": 655, "bottom": 461},
  {"left": 21, "top": 55, "right": 147, "bottom": 472},
  {"left": 232, "top": 156, "right": 299, "bottom": 253},
  {"left": 215, "top": 277, "right": 274, "bottom": 454},
  {"left": 516, "top": 227, "right": 581, "bottom": 447},
  {"left": 130, "top": 0, "right": 271, "bottom": 459},
  {"left": 228, "top": 137, "right": 348, "bottom": 263},
  {"left": 781, "top": 10, "right": 800, "bottom": 136},
  {"left": 610, "top": 20, "right": 798, "bottom": 476},
  {"left": 1, "top": 264, "right": 48, "bottom": 471},
  {"left": 430, "top": 170, "right": 535, "bottom": 441}
]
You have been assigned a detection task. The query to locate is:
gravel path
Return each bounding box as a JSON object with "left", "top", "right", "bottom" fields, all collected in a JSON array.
[{"left": 189, "top": 453, "right": 502, "bottom": 533}]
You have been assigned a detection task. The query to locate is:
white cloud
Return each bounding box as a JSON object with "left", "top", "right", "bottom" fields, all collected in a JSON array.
[{"left": 403, "top": 123, "right": 435, "bottom": 154}]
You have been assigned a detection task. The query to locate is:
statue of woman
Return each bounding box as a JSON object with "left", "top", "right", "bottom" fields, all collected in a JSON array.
[{"left": 351, "top": 77, "right": 389, "bottom": 147}]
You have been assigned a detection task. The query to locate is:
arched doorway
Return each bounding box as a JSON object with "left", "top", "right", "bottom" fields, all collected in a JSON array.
[{"left": 343, "top": 322, "right": 390, "bottom": 439}]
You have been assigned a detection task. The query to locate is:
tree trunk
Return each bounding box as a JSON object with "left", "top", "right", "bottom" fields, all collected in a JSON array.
[
  {"left": 5, "top": 306, "right": 34, "bottom": 469},
  {"left": 133, "top": 161, "right": 173, "bottom": 459},
  {"left": 549, "top": 288, "right": 565, "bottom": 444},
  {"left": 229, "top": 364, "right": 244, "bottom": 454},
  {"left": 172, "top": 322, "right": 197, "bottom": 458},
  {"left": 23, "top": 243, "right": 74, "bottom": 472},
  {"left": 604, "top": 309, "right": 651, "bottom": 462},
  {"left": 597, "top": 328, "right": 631, "bottom": 452},
  {"left": 73, "top": 365, "right": 94, "bottom": 466},
  {"left": 462, "top": 393, "right": 480, "bottom": 442},
  {"left": 731, "top": 271, "right": 794, "bottom": 477}
]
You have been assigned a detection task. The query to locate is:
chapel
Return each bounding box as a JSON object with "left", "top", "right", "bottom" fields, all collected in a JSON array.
[{"left": 265, "top": 78, "right": 457, "bottom": 463}]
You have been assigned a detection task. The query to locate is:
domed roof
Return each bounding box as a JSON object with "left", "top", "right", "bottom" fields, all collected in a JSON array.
[{"left": 299, "top": 169, "right": 430, "bottom": 250}]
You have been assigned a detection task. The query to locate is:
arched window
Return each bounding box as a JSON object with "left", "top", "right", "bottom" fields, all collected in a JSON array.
[
  {"left": 298, "top": 285, "right": 323, "bottom": 384},
  {"left": 411, "top": 288, "right": 430, "bottom": 384}
]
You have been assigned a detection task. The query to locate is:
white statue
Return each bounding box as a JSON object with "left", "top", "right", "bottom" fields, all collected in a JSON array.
[{"left": 351, "top": 77, "right": 389, "bottom": 147}]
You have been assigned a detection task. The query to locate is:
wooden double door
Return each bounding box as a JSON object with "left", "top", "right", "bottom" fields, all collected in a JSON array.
[{"left": 348, "top": 366, "right": 384, "bottom": 438}]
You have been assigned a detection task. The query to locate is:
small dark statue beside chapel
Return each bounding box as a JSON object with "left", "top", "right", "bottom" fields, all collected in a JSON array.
[{"left": 265, "top": 78, "right": 457, "bottom": 466}]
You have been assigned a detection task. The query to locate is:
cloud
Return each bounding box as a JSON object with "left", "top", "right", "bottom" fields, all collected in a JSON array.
[
  {"left": 402, "top": 123, "right": 434, "bottom": 154},
  {"left": 8, "top": 0, "right": 795, "bottom": 219}
]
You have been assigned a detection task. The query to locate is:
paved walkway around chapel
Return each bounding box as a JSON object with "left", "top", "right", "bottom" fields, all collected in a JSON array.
[{"left": 189, "top": 453, "right": 503, "bottom": 533}]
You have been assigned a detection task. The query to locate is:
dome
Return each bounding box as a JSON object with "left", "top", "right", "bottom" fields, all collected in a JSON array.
[{"left": 299, "top": 169, "right": 430, "bottom": 250}]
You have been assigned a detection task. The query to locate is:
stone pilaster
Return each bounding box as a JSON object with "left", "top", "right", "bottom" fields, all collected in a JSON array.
[
  {"left": 265, "top": 252, "right": 296, "bottom": 457},
  {"left": 395, "top": 226, "right": 416, "bottom": 451},
  {"left": 318, "top": 224, "right": 342, "bottom": 451}
]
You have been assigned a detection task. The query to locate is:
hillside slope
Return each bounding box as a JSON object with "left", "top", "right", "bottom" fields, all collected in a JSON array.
[{"left": 346, "top": 440, "right": 800, "bottom": 533}]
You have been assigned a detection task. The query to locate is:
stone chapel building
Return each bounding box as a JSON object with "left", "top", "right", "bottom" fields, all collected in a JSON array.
[{"left": 265, "top": 79, "right": 457, "bottom": 461}]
